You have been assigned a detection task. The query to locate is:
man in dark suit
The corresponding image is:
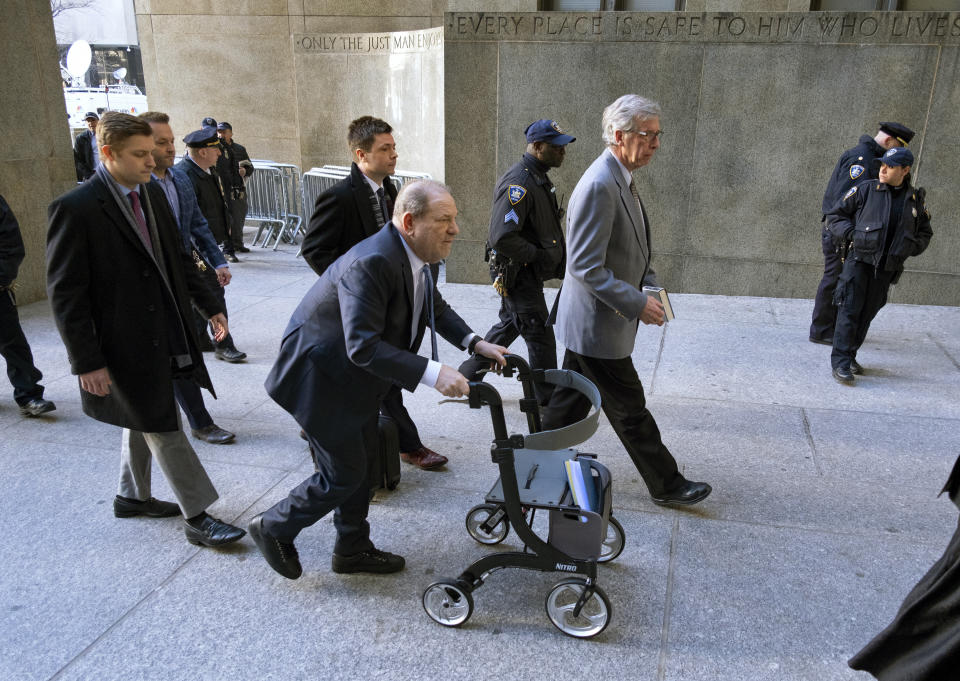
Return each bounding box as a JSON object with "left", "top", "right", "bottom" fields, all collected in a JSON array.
[
  {"left": 141, "top": 111, "right": 235, "bottom": 444},
  {"left": 1, "top": 194, "right": 56, "bottom": 417},
  {"left": 301, "top": 116, "right": 447, "bottom": 471},
  {"left": 72, "top": 112, "right": 99, "bottom": 181},
  {"left": 175, "top": 128, "right": 247, "bottom": 363},
  {"left": 46, "top": 112, "right": 245, "bottom": 548},
  {"left": 849, "top": 454, "right": 960, "bottom": 679},
  {"left": 248, "top": 180, "right": 507, "bottom": 580},
  {"left": 541, "top": 94, "right": 712, "bottom": 507}
]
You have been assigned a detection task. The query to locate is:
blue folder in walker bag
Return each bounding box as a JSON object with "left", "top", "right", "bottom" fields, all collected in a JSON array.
[{"left": 565, "top": 459, "right": 598, "bottom": 520}]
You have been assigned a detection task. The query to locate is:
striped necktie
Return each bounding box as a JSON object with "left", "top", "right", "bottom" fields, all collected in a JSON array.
[{"left": 422, "top": 264, "right": 439, "bottom": 361}]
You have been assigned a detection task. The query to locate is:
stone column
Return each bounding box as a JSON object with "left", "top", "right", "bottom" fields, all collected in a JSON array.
[{"left": 0, "top": 1, "right": 76, "bottom": 303}]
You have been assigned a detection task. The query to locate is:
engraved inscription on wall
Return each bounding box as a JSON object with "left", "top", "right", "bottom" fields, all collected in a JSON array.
[
  {"left": 296, "top": 27, "right": 443, "bottom": 54},
  {"left": 445, "top": 12, "right": 960, "bottom": 44}
]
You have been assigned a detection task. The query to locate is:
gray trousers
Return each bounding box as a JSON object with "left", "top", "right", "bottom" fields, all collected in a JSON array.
[{"left": 117, "top": 415, "right": 219, "bottom": 519}]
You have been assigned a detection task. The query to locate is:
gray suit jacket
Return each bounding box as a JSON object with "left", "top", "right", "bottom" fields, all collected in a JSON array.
[{"left": 554, "top": 149, "right": 657, "bottom": 359}]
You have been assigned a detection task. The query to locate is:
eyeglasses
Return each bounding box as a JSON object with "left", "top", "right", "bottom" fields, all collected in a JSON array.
[{"left": 630, "top": 129, "right": 664, "bottom": 141}]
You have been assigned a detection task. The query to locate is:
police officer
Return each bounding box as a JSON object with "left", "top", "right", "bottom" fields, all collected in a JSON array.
[
  {"left": 199, "top": 116, "right": 240, "bottom": 262},
  {"left": 176, "top": 127, "right": 247, "bottom": 363},
  {"left": 216, "top": 121, "right": 254, "bottom": 254},
  {"left": 826, "top": 146, "right": 932, "bottom": 384},
  {"left": 810, "top": 121, "right": 914, "bottom": 345},
  {"left": 457, "top": 119, "right": 574, "bottom": 405}
]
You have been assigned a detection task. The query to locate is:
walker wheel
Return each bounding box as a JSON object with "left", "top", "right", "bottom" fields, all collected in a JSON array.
[
  {"left": 465, "top": 503, "right": 509, "bottom": 544},
  {"left": 598, "top": 516, "right": 625, "bottom": 563},
  {"left": 422, "top": 580, "right": 474, "bottom": 627},
  {"left": 545, "top": 579, "right": 612, "bottom": 638}
]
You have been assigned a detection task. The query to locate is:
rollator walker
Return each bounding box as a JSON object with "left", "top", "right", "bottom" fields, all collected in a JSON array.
[{"left": 422, "top": 356, "right": 625, "bottom": 638}]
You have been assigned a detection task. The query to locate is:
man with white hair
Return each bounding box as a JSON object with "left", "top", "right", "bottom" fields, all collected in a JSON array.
[{"left": 541, "top": 94, "right": 712, "bottom": 507}]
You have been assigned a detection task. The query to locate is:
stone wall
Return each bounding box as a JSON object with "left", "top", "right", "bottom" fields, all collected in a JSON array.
[
  {"left": 135, "top": 2, "right": 452, "bottom": 179},
  {"left": 0, "top": 0, "right": 76, "bottom": 304},
  {"left": 293, "top": 28, "right": 444, "bottom": 179},
  {"left": 135, "top": 1, "right": 302, "bottom": 167},
  {"left": 444, "top": 10, "right": 960, "bottom": 306}
]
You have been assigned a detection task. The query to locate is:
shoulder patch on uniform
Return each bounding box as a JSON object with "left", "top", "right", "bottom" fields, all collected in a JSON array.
[
  {"left": 508, "top": 184, "right": 527, "bottom": 205},
  {"left": 843, "top": 186, "right": 858, "bottom": 201},
  {"left": 849, "top": 164, "right": 865, "bottom": 180},
  {"left": 504, "top": 209, "right": 519, "bottom": 225}
]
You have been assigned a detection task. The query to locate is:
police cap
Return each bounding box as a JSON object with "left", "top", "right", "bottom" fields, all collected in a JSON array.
[
  {"left": 878, "top": 146, "right": 914, "bottom": 168},
  {"left": 525, "top": 119, "right": 575, "bottom": 145},
  {"left": 878, "top": 122, "right": 914, "bottom": 146},
  {"left": 83, "top": 111, "right": 100, "bottom": 121},
  {"left": 216, "top": 121, "right": 232, "bottom": 131},
  {"left": 201, "top": 116, "right": 218, "bottom": 128},
  {"left": 183, "top": 127, "right": 221, "bottom": 148}
]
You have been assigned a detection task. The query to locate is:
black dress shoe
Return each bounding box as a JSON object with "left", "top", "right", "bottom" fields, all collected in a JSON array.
[
  {"left": 183, "top": 514, "right": 246, "bottom": 547},
  {"left": 214, "top": 347, "right": 247, "bottom": 363},
  {"left": 237, "top": 245, "right": 251, "bottom": 253},
  {"left": 225, "top": 253, "right": 240, "bottom": 263},
  {"left": 833, "top": 366, "right": 855, "bottom": 384},
  {"left": 850, "top": 359, "right": 863, "bottom": 375},
  {"left": 809, "top": 336, "right": 833, "bottom": 346},
  {"left": 114, "top": 495, "right": 180, "bottom": 518},
  {"left": 248, "top": 514, "right": 302, "bottom": 580},
  {"left": 332, "top": 547, "right": 405, "bottom": 574},
  {"left": 191, "top": 424, "right": 236, "bottom": 444},
  {"left": 20, "top": 398, "right": 56, "bottom": 417},
  {"left": 651, "top": 480, "right": 712, "bottom": 507}
]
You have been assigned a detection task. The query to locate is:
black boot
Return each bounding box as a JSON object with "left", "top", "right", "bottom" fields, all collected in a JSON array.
[{"left": 214, "top": 333, "right": 247, "bottom": 363}]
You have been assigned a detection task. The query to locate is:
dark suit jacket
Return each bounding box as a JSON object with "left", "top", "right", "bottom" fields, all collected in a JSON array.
[
  {"left": 46, "top": 174, "right": 223, "bottom": 432},
  {"left": 301, "top": 162, "right": 398, "bottom": 277},
  {"left": 175, "top": 158, "right": 231, "bottom": 244},
  {"left": 73, "top": 130, "right": 96, "bottom": 182},
  {"left": 943, "top": 454, "right": 960, "bottom": 509},
  {"left": 0, "top": 195, "right": 25, "bottom": 286},
  {"left": 265, "top": 223, "right": 472, "bottom": 444},
  {"left": 164, "top": 166, "right": 227, "bottom": 268}
]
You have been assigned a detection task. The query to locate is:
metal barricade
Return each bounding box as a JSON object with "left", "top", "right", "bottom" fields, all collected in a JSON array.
[
  {"left": 249, "top": 160, "right": 306, "bottom": 249},
  {"left": 317, "top": 165, "right": 351, "bottom": 175},
  {"left": 246, "top": 163, "right": 285, "bottom": 248},
  {"left": 302, "top": 170, "right": 349, "bottom": 218},
  {"left": 390, "top": 168, "right": 432, "bottom": 188},
  {"left": 296, "top": 165, "right": 434, "bottom": 256}
]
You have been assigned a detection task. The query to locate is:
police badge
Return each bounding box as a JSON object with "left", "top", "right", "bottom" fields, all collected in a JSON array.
[
  {"left": 508, "top": 184, "right": 526, "bottom": 205},
  {"left": 849, "top": 164, "right": 865, "bottom": 180}
]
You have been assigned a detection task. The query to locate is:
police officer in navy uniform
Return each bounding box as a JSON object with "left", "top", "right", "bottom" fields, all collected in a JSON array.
[
  {"left": 216, "top": 121, "right": 254, "bottom": 254},
  {"left": 809, "top": 121, "right": 914, "bottom": 345},
  {"left": 458, "top": 119, "right": 574, "bottom": 406},
  {"left": 826, "top": 146, "right": 932, "bottom": 384},
  {"left": 199, "top": 116, "right": 241, "bottom": 262},
  {"left": 176, "top": 127, "right": 247, "bottom": 363}
]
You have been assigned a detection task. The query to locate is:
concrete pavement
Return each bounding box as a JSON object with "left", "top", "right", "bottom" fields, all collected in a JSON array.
[{"left": 2, "top": 239, "right": 958, "bottom": 681}]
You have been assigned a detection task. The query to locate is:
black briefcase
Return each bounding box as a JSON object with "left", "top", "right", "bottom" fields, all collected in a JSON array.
[{"left": 369, "top": 414, "right": 401, "bottom": 498}]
